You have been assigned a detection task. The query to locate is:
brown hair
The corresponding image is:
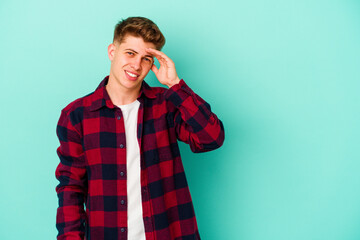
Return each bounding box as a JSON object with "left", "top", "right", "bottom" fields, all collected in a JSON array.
[{"left": 113, "top": 17, "right": 165, "bottom": 50}]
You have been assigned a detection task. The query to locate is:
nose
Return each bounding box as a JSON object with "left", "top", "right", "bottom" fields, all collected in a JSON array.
[{"left": 131, "top": 56, "right": 142, "bottom": 71}]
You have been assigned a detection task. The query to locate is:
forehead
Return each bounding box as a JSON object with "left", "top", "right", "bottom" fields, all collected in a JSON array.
[{"left": 118, "top": 34, "right": 156, "bottom": 50}]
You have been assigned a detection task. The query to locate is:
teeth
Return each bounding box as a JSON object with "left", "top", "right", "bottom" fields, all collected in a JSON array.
[{"left": 126, "top": 71, "right": 137, "bottom": 77}]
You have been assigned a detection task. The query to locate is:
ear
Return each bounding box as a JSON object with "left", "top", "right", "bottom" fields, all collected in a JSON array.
[{"left": 108, "top": 43, "right": 116, "bottom": 61}]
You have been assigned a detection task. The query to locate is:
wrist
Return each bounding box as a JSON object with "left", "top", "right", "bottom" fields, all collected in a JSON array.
[{"left": 166, "top": 77, "right": 180, "bottom": 88}]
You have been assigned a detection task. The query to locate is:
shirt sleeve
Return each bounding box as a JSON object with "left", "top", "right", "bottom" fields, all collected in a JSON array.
[
  {"left": 164, "top": 79, "right": 225, "bottom": 153},
  {"left": 55, "top": 109, "right": 87, "bottom": 240}
]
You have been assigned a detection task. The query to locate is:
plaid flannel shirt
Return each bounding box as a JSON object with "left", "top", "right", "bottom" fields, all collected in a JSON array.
[{"left": 55, "top": 75, "right": 225, "bottom": 240}]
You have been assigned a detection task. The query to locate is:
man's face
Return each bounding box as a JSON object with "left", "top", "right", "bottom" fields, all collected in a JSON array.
[{"left": 108, "top": 34, "right": 156, "bottom": 92}]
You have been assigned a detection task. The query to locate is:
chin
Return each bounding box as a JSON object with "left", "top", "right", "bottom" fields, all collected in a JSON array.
[{"left": 122, "top": 79, "right": 142, "bottom": 89}]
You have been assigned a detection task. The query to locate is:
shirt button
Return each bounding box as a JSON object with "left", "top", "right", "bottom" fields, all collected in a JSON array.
[
  {"left": 121, "top": 228, "right": 125, "bottom": 233},
  {"left": 117, "top": 116, "right": 121, "bottom": 120},
  {"left": 121, "top": 200, "right": 125, "bottom": 205},
  {"left": 119, "top": 144, "right": 124, "bottom": 148},
  {"left": 120, "top": 171, "right": 124, "bottom": 176}
]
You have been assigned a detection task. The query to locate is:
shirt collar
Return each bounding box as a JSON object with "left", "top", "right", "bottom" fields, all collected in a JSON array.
[{"left": 89, "top": 75, "right": 156, "bottom": 112}]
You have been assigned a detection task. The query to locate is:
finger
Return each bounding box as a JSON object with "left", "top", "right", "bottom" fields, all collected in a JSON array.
[
  {"left": 145, "top": 48, "right": 163, "bottom": 56},
  {"left": 150, "top": 54, "right": 167, "bottom": 69},
  {"left": 151, "top": 64, "right": 159, "bottom": 75},
  {"left": 157, "top": 57, "right": 168, "bottom": 68},
  {"left": 145, "top": 49, "right": 166, "bottom": 65},
  {"left": 146, "top": 48, "right": 173, "bottom": 64}
]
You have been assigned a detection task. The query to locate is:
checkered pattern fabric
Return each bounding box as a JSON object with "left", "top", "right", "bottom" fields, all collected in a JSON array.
[{"left": 55, "top": 75, "right": 225, "bottom": 240}]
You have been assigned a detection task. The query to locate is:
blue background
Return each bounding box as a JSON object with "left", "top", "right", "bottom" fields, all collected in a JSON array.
[{"left": 1, "top": 0, "right": 360, "bottom": 239}]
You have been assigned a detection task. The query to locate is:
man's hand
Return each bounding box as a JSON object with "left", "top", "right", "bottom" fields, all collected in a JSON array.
[{"left": 146, "top": 48, "right": 180, "bottom": 88}]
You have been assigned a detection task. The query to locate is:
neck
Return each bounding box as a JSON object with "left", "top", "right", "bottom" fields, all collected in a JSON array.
[{"left": 106, "top": 78, "right": 141, "bottom": 106}]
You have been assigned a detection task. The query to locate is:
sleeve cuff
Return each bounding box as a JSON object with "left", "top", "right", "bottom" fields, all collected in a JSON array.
[{"left": 164, "top": 79, "right": 195, "bottom": 107}]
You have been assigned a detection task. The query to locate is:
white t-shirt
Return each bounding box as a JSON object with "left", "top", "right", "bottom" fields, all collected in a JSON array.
[{"left": 117, "top": 100, "right": 145, "bottom": 240}]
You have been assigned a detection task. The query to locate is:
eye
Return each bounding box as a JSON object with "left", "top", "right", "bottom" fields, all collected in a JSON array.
[
  {"left": 126, "top": 51, "right": 134, "bottom": 56},
  {"left": 144, "top": 57, "right": 152, "bottom": 63}
]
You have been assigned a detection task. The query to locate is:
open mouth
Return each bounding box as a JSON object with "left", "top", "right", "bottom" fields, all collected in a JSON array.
[{"left": 125, "top": 70, "right": 139, "bottom": 80}]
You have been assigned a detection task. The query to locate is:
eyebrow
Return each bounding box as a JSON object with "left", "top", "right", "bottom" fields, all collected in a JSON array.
[{"left": 124, "top": 48, "right": 153, "bottom": 59}]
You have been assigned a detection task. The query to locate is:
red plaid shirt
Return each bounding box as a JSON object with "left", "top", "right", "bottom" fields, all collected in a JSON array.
[{"left": 55, "top": 75, "right": 225, "bottom": 240}]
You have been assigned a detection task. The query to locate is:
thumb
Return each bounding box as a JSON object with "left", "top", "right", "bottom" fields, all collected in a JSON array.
[{"left": 151, "top": 64, "right": 159, "bottom": 75}]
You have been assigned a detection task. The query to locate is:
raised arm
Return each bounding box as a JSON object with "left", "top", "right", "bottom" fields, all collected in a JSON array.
[
  {"left": 146, "top": 48, "right": 225, "bottom": 152},
  {"left": 165, "top": 80, "right": 225, "bottom": 152}
]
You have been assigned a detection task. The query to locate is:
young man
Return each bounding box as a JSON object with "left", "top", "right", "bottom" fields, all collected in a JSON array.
[{"left": 55, "top": 17, "right": 224, "bottom": 240}]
